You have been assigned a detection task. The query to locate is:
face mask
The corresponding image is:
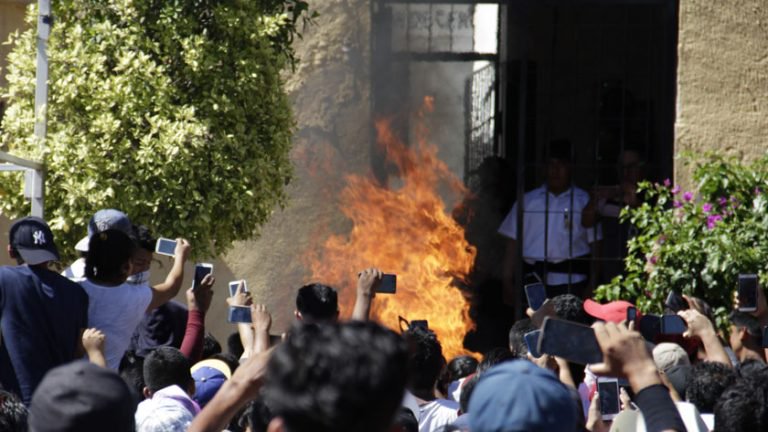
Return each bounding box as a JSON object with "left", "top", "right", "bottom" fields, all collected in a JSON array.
[{"left": 127, "top": 270, "right": 150, "bottom": 285}]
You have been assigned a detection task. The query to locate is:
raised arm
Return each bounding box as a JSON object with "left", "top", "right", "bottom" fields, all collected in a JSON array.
[
  {"left": 351, "top": 268, "right": 382, "bottom": 321},
  {"left": 147, "top": 238, "right": 191, "bottom": 311},
  {"left": 251, "top": 304, "right": 272, "bottom": 354},
  {"left": 180, "top": 273, "right": 214, "bottom": 363},
  {"left": 678, "top": 309, "right": 732, "bottom": 367}
]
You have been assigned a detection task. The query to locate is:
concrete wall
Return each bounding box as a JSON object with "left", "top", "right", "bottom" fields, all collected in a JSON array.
[
  {"left": 675, "top": 1, "right": 768, "bottom": 186},
  {"left": 0, "top": 1, "right": 29, "bottom": 91}
]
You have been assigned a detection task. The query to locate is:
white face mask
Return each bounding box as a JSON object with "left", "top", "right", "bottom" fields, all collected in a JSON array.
[{"left": 127, "top": 270, "right": 150, "bottom": 285}]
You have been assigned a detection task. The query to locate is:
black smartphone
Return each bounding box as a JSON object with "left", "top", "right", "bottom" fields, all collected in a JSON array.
[
  {"left": 538, "top": 317, "right": 603, "bottom": 365},
  {"left": 762, "top": 326, "right": 768, "bottom": 348},
  {"left": 227, "top": 306, "right": 251, "bottom": 323},
  {"left": 665, "top": 291, "right": 687, "bottom": 313},
  {"left": 626, "top": 306, "right": 637, "bottom": 323},
  {"left": 193, "top": 263, "right": 213, "bottom": 290},
  {"left": 639, "top": 314, "right": 661, "bottom": 342},
  {"left": 597, "top": 378, "right": 620, "bottom": 420},
  {"left": 410, "top": 320, "right": 428, "bottom": 330},
  {"left": 377, "top": 274, "right": 397, "bottom": 294},
  {"left": 525, "top": 282, "right": 547, "bottom": 311},
  {"left": 738, "top": 274, "right": 759, "bottom": 313},
  {"left": 660, "top": 314, "right": 687, "bottom": 334},
  {"left": 524, "top": 330, "right": 542, "bottom": 358}
]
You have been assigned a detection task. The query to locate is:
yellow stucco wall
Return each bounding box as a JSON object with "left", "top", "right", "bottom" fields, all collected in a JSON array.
[
  {"left": 0, "top": 1, "right": 30, "bottom": 90},
  {"left": 675, "top": 2, "right": 768, "bottom": 185}
]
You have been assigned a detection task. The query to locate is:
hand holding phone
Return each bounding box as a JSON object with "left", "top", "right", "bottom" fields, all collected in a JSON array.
[
  {"left": 738, "top": 274, "right": 759, "bottom": 312},
  {"left": 597, "top": 378, "right": 620, "bottom": 421},
  {"left": 525, "top": 282, "right": 547, "bottom": 311},
  {"left": 626, "top": 307, "right": 637, "bottom": 324},
  {"left": 155, "top": 238, "right": 177, "bottom": 256},
  {"left": 193, "top": 263, "right": 213, "bottom": 290},
  {"left": 665, "top": 291, "right": 687, "bottom": 313},
  {"left": 228, "top": 280, "right": 248, "bottom": 297},
  {"left": 538, "top": 317, "right": 603, "bottom": 365},
  {"left": 377, "top": 274, "right": 397, "bottom": 294}
]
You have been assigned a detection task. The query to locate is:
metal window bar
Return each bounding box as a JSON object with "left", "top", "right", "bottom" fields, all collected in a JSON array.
[
  {"left": 465, "top": 63, "right": 497, "bottom": 189},
  {"left": 0, "top": 152, "right": 45, "bottom": 218}
]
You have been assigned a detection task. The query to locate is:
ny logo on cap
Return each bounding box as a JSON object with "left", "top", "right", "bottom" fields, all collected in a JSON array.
[{"left": 33, "top": 230, "right": 46, "bottom": 245}]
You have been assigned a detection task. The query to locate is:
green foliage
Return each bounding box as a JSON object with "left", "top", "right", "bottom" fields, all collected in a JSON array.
[
  {"left": 595, "top": 154, "right": 768, "bottom": 330},
  {"left": 0, "top": 0, "right": 313, "bottom": 258}
]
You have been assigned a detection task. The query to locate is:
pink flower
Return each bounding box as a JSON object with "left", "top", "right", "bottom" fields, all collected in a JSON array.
[
  {"left": 718, "top": 197, "right": 728, "bottom": 206},
  {"left": 706, "top": 214, "right": 723, "bottom": 229},
  {"left": 702, "top": 203, "right": 713, "bottom": 213},
  {"left": 683, "top": 192, "right": 693, "bottom": 202},
  {"left": 673, "top": 200, "right": 682, "bottom": 208},
  {"left": 755, "top": 187, "right": 762, "bottom": 195},
  {"left": 663, "top": 178, "right": 671, "bottom": 187},
  {"left": 671, "top": 186, "right": 681, "bottom": 195}
]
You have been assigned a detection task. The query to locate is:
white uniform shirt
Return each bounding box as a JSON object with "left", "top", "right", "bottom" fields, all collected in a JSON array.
[{"left": 498, "top": 185, "right": 602, "bottom": 285}]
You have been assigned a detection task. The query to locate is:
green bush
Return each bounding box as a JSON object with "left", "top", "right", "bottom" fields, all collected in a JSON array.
[
  {"left": 595, "top": 155, "right": 768, "bottom": 330},
  {"left": 1, "top": 0, "right": 312, "bottom": 258}
]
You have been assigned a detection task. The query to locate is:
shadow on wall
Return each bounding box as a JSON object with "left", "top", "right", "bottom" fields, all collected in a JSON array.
[{"left": 0, "top": 215, "right": 240, "bottom": 351}]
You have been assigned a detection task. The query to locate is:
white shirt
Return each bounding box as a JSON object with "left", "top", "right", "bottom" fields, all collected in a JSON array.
[
  {"left": 498, "top": 185, "right": 602, "bottom": 285},
  {"left": 418, "top": 399, "right": 459, "bottom": 432},
  {"left": 80, "top": 279, "right": 153, "bottom": 369},
  {"left": 62, "top": 258, "right": 86, "bottom": 282}
]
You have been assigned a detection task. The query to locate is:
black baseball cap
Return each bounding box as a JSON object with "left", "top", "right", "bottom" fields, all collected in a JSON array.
[{"left": 9, "top": 216, "right": 60, "bottom": 265}]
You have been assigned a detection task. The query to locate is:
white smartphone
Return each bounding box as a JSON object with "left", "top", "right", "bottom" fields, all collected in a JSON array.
[
  {"left": 597, "top": 377, "right": 620, "bottom": 421},
  {"left": 228, "top": 280, "right": 248, "bottom": 297},
  {"left": 155, "top": 238, "right": 177, "bottom": 257},
  {"left": 193, "top": 263, "right": 213, "bottom": 290}
]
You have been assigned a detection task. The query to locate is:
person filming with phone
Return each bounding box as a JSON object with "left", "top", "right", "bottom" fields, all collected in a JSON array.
[{"left": 499, "top": 139, "right": 602, "bottom": 309}]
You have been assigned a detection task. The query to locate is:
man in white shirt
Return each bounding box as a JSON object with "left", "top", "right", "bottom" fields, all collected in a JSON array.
[{"left": 499, "top": 139, "right": 601, "bottom": 306}]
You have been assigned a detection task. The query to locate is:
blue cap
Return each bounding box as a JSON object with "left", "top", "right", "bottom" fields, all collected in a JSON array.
[
  {"left": 468, "top": 360, "right": 578, "bottom": 432},
  {"left": 9, "top": 216, "right": 60, "bottom": 265},
  {"left": 75, "top": 209, "right": 132, "bottom": 252}
]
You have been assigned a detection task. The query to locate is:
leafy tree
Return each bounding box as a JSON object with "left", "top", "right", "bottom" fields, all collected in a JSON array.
[
  {"left": 595, "top": 155, "right": 768, "bottom": 330},
  {"left": 0, "top": 0, "right": 312, "bottom": 258}
]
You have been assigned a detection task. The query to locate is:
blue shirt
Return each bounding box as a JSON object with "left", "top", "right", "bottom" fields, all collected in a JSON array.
[{"left": 0, "top": 265, "right": 89, "bottom": 404}]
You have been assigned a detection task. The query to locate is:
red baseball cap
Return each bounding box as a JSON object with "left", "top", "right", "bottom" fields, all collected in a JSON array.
[{"left": 583, "top": 299, "right": 639, "bottom": 323}]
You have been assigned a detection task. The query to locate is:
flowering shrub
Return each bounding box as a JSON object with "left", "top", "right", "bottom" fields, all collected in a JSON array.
[{"left": 595, "top": 156, "right": 768, "bottom": 329}]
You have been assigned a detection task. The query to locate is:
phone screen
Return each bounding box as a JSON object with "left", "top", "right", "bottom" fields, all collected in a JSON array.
[
  {"left": 538, "top": 317, "right": 603, "bottom": 365},
  {"left": 665, "top": 291, "right": 687, "bottom": 313},
  {"left": 156, "top": 238, "right": 177, "bottom": 256},
  {"left": 738, "top": 274, "right": 759, "bottom": 312},
  {"left": 227, "top": 306, "right": 251, "bottom": 323},
  {"left": 627, "top": 307, "right": 637, "bottom": 323},
  {"left": 228, "top": 280, "right": 247, "bottom": 297},
  {"left": 410, "top": 320, "right": 428, "bottom": 330},
  {"left": 598, "top": 379, "right": 620, "bottom": 419},
  {"left": 660, "top": 315, "right": 687, "bottom": 334},
  {"left": 193, "top": 264, "right": 213, "bottom": 289},
  {"left": 524, "top": 330, "right": 542, "bottom": 358},
  {"left": 639, "top": 314, "right": 661, "bottom": 342},
  {"left": 376, "top": 274, "right": 397, "bottom": 294},
  {"left": 762, "top": 326, "right": 768, "bottom": 348},
  {"left": 525, "top": 283, "right": 547, "bottom": 311}
]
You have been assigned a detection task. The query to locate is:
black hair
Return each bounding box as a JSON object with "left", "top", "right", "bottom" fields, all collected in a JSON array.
[
  {"left": 686, "top": 361, "right": 738, "bottom": 414},
  {"left": 208, "top": 352, "right": 239, "bottom": 374},
  {"left": 296, "top": 284, "right": 339, "bottom": 322},
  {"left": 477, "top": 347, "right": 515, "bottom": 374},
  {"left": 459, "top": 373, "right": 480, "bottom": 414},
  {"left": 239, "top": 399, "right": 273, "bottom": 432},
  {"left": 393, "top": 408, "right": 418, "bottom": 432},
  {"left": 552, "top": 294, "right": 590, "bottom": 325},
  {"left": 85, "top": 229, "right": 136, "bottom": 281},
  {"left": 143, "top": 347, "right": 193, "bottom": 393},
  {"left": 508, "top": 319, "right": 536, "bottom": 358},
  {"left": 714, "top": 379, "right": 768, "bottom": 432},
  {"left": 738, "top": 359, "right": 768, "bottom": 381},
  {"left": 131, "top": 224, "right": 156, "bottom": 252},
  {"left": 263, "top": 321, "right": 408, "bottom": 432},
  {"left": 202, "top": 332, "right": 222, "bottom": 359},
  {"left": 0, "top": 390, "right": 27, "bottom": 432},
  {"left": 437, "top": 355, "right": 478, "bottom": 396},
  {"left": 227, "top": 331, "right": 245, "bottom": 359},
  {"left": 404, "top": 326, "right": 445, "bottom": 392},
  {"left": 729, "top": 310, "right": 762, "bottom": 342},
  {"left": 118, "top": 350, "right": 145, "bottom": 406}
]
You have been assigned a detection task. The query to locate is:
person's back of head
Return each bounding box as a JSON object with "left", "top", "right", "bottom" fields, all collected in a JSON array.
[
  {"left": 202, "top": 332, "right": 222, "bottom": 359},
  {"left": 508, "top": 318, "right": 536, "bottom": 358},
  {"left": 729, "top": 310, "right": 763, "bottom": 355},
  {"left": 393, "top": 407, "right": 418, "bottom": 432},
  {"left": 85, "top": 229, "right": 136, "bottom": 283},
  {"left": 438, "top": 355, "right": 478, "bottom": 396},
  {"left": 404, "top": 326, "right": 445, "bottom": 394},
  {"left": 143, "top": 347, "right": 193, "bottom": 398},
  {"left": 28, "top": 361, "right": 133, "bottom": 432},
  {"left": 8, "top": 216, "right": 61, "bottom": 266},
  {"left": 0, "top": 390, "right": 27, "bottom": 432},
  {"left": 686, "top": 361, "right": 737, "bottom": 414},
  {"left": 552, "top": 294, "right": 590, "bottom": 324},
  {"left": 263, "top": 321, "right": 408, "bottom": 432},
  {"left": 295, "top": 284, "right": 339, "bottom": 322},
  {"left": 714, "top": 379, "right": 768, "bottom": 432},
  {"left": 477, "top": 347, "right": 515, "bottom": 374},
  {"left": 118, "top": 350, "right": 145, "bottom": 405}
]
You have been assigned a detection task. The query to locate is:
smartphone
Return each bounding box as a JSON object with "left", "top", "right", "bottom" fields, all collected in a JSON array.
[
  {"left": 762, "top": 326, "right": 768, "bottom": 348},
  {"left": 597, "top": 378, "right": 620, "bottom": 420},
  {"left": 639, "top": 314, "right": 661, "bottom": 342},
  {"left": 193, "top": 263, "right": 213, "bottom": 290},
  {"left": 228, "top": 280, "right": 247, "bottom": 297},
  {"left": 227, "top": 306, "right": 251, "bottom": 323},
  {"left": 626, "top": 306, "right": 637, "bottom": 323},
  {"left": 155, "top": 238, "right": 177, "bottom": 257},
  {"left": 376, "top": 274, "right": 397, "bottom": 294},
  {"left": 524, "top": 330, "right": 542, "bottom": 358},
  {"left": 665, "top": 291, "right": 687, "bottom": 313},
  {"left": 538, "top": 317, "right": 603, "bottom": 365},
  {"left": 660, "top": 314, "right": 687, "bottom": 334},
  {"left": 410, "top": 320, "right": 429, "bottom": 330},
  {"left": 525, "top": 282, "right": 547, "bottom": 311},
  {"left": 738, "top": 274, "right": 759, "bottom": 313}
]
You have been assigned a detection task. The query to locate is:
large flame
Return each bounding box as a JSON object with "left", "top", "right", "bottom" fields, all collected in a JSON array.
[{"left": 306, "top": 96, "right": 477, "bottom": 359}]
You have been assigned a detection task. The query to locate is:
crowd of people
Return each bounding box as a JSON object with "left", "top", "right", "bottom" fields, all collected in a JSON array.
[{"left": 0, "top": 206, "right": 767, "bottom": 432}]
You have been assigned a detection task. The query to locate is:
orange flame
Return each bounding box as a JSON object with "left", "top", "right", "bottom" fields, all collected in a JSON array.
[{"left": 306, "top": 96, "right": 477, "bottom": 359}]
